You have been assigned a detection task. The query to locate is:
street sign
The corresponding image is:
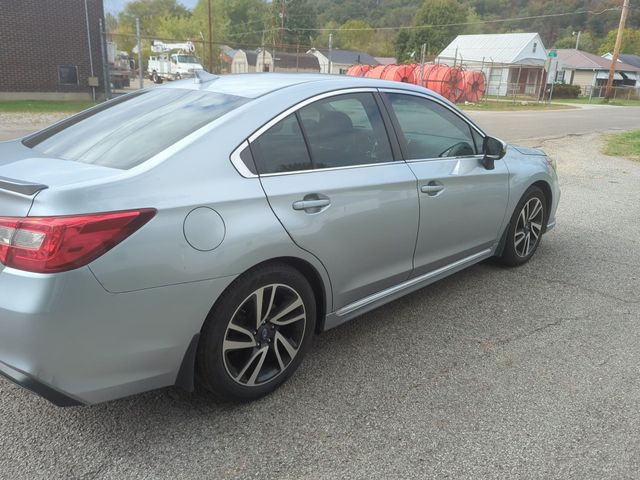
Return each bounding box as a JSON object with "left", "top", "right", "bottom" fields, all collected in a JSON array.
[{"left": 548, "top": 50, "right": 558, "bottom": 58}]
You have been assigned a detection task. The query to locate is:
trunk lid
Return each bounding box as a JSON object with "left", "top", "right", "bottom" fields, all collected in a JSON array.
[{"left": 0, "top": 157, "right": 123, "bottom": 217}]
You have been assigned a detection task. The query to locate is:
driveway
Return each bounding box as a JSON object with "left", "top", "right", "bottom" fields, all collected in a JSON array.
[
  {"left": 466, "top": 104, "right": 640, "bottom": 143},
  {"left": 1, "top": 110, "right": 640, "bottom": 479}
]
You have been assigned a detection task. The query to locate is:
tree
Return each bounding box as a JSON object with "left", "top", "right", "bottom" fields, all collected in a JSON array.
[
  {"left": 553, "top": 31, "right": 599, "bottom": 53},
  {"left": 118, "top": 0, "right": 190, "bottom": 35},
  {"left": 270, "top": 0, "right": 319, "bottom": 50},
  {"left": 411, "top": 0, "right": 467, "bottom": 56},
  {"left": 597, "top": 28, "right": 640, "bottom": 55},
  {"left": 224, "top": 0, "right": 269, "bottom": 47},
  {"left": 394, "top": 29, "right": 414, "bottom": 63},
  {"left": 337, "top": 20, "right": 375, "bottom": 51}
]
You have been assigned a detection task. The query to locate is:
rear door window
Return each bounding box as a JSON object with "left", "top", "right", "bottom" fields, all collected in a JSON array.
[
  {"left": 24, "top": 89, "right": 250, "bottom": 169},
  {"left": 250, "top": 114, "right": 312, "bottom": 174},
  {"left": 298, "top": 93, "right": 393, "bottom": 168}
]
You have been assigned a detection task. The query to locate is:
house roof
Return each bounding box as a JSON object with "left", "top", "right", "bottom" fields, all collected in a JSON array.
[
  {"left": 314, "top": 49, "right": 379, "bottom": 66},
  {"left": 375, "top": 56, "right": 396, "bottom": 65},
  {"left": 557, "top": 49, "right": 640, "bottom": 72},
  {"left": 437, "top": 33, "right": 547, "bottom": 66},
  {"left": 618, "top": 54, "right": 640, "bottom": 69},
  {"left": 274, "top": 52, "right": 320, "bottom": 70}
]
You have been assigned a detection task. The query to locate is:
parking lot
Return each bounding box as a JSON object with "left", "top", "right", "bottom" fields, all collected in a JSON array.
[{"left": 1, "top": 109, "right": 640, "bottom": 479}]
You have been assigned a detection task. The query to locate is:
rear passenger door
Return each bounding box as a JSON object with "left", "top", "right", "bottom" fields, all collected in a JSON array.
[{"left": 249, "top": 91, "right": 419, "bottom": 310}]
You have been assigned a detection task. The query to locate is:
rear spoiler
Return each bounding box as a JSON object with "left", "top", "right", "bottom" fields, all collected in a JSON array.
[{"left": 0, "top": 176, "right": 48, "bottom": 196}]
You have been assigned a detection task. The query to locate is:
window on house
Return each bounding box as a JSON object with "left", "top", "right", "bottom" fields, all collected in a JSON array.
[
  {"left": 533, "top": 42, "right": 537, "bottom": 53},
  {"left": 58, "top": 65, "right": 78, "bottom": 85}
]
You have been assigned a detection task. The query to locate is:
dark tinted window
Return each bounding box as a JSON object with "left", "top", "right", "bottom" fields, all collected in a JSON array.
[
  {"left": 58, "top": 65, "right": 78, "bottom": 85},
  {"left": 298, "top": 93, "right": 393, "bottom": 168},
  {"left": 386, "top": 93, "right": 477, "bottom": 159},
  {"left": 24, "top": 89, "right": 250, "bottom": 169},
  {"left": 251, "top": 114, "right": 312, "bottom": 174}
]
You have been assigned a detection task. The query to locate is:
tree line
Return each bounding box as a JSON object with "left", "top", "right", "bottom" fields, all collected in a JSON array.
[{"left": 107, "top": 0, "right": 640, "bottom": 70}]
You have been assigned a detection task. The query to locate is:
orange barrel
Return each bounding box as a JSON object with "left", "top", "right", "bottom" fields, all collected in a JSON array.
[
  {"left": 346, "top": 64, "right": 372, "bottom": 77},
  {"left": 381, "top": 64, "right": 419, "bottom": 83},
  {"left": 462, "top": 70, "right": 486, "bottom": 103},
  {"left": 364, "top": 64, "right": 391, "bottom": 79},
  {"left": 422, "top": 65, "right": 465, "bottom": 102},
  {"left": 415, "top": 64, "right": 440, "bottom": 89}
]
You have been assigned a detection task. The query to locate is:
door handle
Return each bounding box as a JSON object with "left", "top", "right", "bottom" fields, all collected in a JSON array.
[
  {"left": 292, "top": 198, "right": 331, "bottom": 211},
  {"left": 420, "top": 182, "right": 445, "bottom": 196}
]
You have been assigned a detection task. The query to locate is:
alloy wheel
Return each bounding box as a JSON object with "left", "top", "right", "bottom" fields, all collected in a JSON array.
[
  {"left": 514, "top": 197, "right": 544, "bottom": 257},
  {"left": 222, "top": 284, "right": 306, "bottom": 386}
]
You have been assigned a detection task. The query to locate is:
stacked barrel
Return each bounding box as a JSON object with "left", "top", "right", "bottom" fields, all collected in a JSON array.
[{"left": 347, "top": 63, "right": 486, "bottom": 103}]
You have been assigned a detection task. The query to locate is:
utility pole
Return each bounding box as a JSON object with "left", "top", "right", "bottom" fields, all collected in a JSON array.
[
  {"left": 419, "top": 43, "right": 426, "bottom": 87},
  {"left": 136, "top": 18, "right": 143, "bottom": 89},
  {"left": 328, "top": 33, "right": 333, "bottom": 74},
  {"left": 207, "top": 0, "right": 213, "bottom": 73},
  {"left": 605, "top": 0, "right": 630, "bottom": 99},
  {"left": 83, "top": 0, "right": 96, "bottom": 102},
  {"left": 98, "top": 18, "right": 111, "bottom": 100}
]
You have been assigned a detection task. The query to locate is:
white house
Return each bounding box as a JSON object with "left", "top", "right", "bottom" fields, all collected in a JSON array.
[
  {"left": 307, "top": 48, "right": 379, "bottom": 74},
  {"left": 437, "top": 33, "right": 547, "bottom": 97}
]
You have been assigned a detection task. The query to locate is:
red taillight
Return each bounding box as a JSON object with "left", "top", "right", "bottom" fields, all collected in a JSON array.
[{"left": 0, "top": 209, "right": 156, "bottom": 273}]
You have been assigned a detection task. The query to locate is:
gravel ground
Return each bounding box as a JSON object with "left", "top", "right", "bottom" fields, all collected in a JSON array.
[
  {"left": 1, "top": 129, "right": 639, "bottom": 479},
  {"left": 0, "top": 112, "right": 69, "bottom": 141}
]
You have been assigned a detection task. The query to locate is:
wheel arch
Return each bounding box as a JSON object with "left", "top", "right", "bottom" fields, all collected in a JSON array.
[
  {"left": 495, "top": 179, "right": 553, "bottom": 257},
  {"left": 530, "top": 180, "right": 552, "bottom": 232},
  {"left": 175, "top": 255, "right": 330, "bottom": 392}
]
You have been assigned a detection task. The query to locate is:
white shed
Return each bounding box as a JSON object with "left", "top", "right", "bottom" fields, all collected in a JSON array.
[{"left": 437, "top": 33, "right": 548, "bottom": 97}]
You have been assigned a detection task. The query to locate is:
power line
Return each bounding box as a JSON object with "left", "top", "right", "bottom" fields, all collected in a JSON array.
[{"left": 288, "top": 7, "right": 622, "bottom": 32}]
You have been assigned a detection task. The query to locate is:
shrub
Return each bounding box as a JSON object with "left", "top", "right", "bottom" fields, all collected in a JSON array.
[{"left": 552, "top": 83, "right": 581, "bottom": 98}]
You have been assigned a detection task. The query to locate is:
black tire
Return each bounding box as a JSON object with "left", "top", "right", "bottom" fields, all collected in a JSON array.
[
  {"left": 152, "top": 71, "right": 162, "bottom": 84},
  {"left": 498, "top": 185, "right": 547, "bottom": 267},
  {"left": 196, "top": 263, "right": 316, "bottom": 402}
]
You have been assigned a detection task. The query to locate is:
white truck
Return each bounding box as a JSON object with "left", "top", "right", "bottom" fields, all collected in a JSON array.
[
  {"left": 107, "top": 41, "right": 132, "bottom": 89},
  {"left": 148, "top": 41, "right": 204, "bottom": 83}
]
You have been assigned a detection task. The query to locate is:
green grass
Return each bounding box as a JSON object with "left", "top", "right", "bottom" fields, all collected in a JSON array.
[
  {"left": 603, "top": 130, "right": 640, "bottom": 160},
  {"left": 459, "top": 100, "right": 576, "bottom": 111},
  {"left": 0, "top": 100, "right": 96, "bottom": 113},
  {"left": 555, "top": 97, "right": 640, "bottom": 107}
]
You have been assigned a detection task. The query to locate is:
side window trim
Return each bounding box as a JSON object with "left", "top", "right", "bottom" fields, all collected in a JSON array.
[
  {"left": 230, "top": 140, "right": 258, "bottom": 178},
  {"left": 373, "top": 92, "right": 403, "bottom": 162},
  {"left": 248, "top": 88, "right": 379, "bottom": 144},
  {"left": 295, "top": 110, "right": 318, "bottom": 169},
  {"left": 378, "top": 89, "right": 487, "bottom": 162}
]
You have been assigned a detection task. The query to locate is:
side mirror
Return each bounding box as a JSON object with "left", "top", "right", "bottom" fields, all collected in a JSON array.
[{"left": 482, "top": 136, "right": 507, "bottom": 170}]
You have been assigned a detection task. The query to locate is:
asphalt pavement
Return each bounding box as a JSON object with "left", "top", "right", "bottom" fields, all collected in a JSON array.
[{"left": 1, "top": 109, "right": 640, "bottom": 479}]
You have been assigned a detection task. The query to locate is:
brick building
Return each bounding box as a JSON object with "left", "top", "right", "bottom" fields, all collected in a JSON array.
[{"left": 0, "top": 0, "right": 105, "bottom": 100}]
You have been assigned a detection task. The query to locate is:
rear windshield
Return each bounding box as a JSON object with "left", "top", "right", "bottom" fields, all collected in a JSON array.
[{"left": 23, "top": 89, "right": 250, "bottom": 169}]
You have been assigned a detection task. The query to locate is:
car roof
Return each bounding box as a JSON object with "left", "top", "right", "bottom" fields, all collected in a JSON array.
[{"left": 158, "top": 73, "right": 431, "bottom": 99}]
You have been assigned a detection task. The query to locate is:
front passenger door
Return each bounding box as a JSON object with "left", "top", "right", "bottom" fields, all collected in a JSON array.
[{"left": 382, "top": 91, "right": 509, "bottom": 277}]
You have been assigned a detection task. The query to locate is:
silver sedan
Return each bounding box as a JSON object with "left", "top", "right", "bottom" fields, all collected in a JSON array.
[{"left": 0, "top": 72, "right": 559, "bottom": 405}]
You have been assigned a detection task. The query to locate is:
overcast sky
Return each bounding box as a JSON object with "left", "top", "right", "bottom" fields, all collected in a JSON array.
[{"left": 104, "top": 0, "right": 198, "bottom": 15}]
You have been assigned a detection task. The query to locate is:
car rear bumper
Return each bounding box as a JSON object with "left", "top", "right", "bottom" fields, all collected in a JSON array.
[
  {"left": 0, "top": 360, "right": 84, "bottom": 407},
  {"left": 0, "top": 265, "right": 234, "bottom": 405}
]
